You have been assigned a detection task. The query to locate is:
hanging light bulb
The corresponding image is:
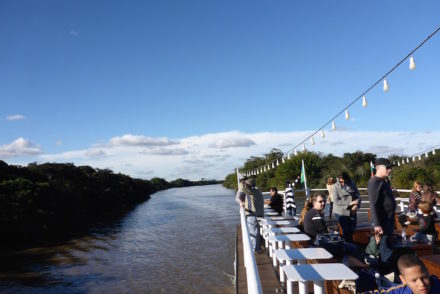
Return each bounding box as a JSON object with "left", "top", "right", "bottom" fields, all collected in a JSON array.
[
  {"left": 383, "top": 79, "right": 389, "bottom": 92},
  {"left": 310, "top": 137, "right": 315, "bottom": 145},
  {"left": 406, "top": 158, "right": 410, "bottom": 163},
  {"left": 362, "top": 96, "right": 367, "bottom": 108},
  {"left": 409, "top": 56, "right": 416, "bottom": 70},
  {"left": 272, "top": 162, "right": 275, "bottom": 168},
  {"left": 282, "top": 157, "right": 285, "bottom": 164},
  {"left": 268, "top": 164, "right": 271, "bottom": 170},
  {"left": 412, "top": 156, "right": 415, "bottom": 161},
  {"left": 294, "top": 149, "right": 298, "bottom": 156},
  {"left": 332, "top": 121, "right": 336, "bottom": 130},
  {"left": 402, "top": 159, "right": 405, "bottom": 164},
  {"left": 320, "top": 129, "right": 325, "bottom": 138},
  {"left": 276, "top": 159, "right": 279, "bottom": 166},
  {"left": 433, "top": 149, "right": 436, "bottom": 155},
  {"left": 425, "top": 152, "right": 429, "bottom": 158},
  {"left": 302, "top": 144, "right": 306, "bottom": 151},
  {"left": 263, "top": 166, "right": 266, "bottom": 172},
  {"left": 345, "top": 110, "right": 350, "bottom": 120},
  {"left": 418, "top": 155, "right": 422, "bottom": 160},
  {"left": 287, "top": 153, "right": 291, "bottom": 160},
  {"left": 398, "top": 161, "right": 401, "bottom": 166}
]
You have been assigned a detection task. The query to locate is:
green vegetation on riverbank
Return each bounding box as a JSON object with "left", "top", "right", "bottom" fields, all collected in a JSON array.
[
  {"left": 223, "top": 149, "right": 440, "bottom": 191},
  {"left": 0, "top": 161, "right": 219, "bottom": 246}
]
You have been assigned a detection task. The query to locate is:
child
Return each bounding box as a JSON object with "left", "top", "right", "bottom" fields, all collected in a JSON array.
[{"left": 410, "top": 200, "right": 437, "bottom": 244}]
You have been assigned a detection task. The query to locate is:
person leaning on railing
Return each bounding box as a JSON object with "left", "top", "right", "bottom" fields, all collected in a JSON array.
[{"left": 236, "top": 177, "right": 264, "bottom": 253}]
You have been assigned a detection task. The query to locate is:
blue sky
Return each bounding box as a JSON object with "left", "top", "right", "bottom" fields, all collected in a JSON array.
[{"left": 1, "top": 1, "right": 440, "bottom": 180}]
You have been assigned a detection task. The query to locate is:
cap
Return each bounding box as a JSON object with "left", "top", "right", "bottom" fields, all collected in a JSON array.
[{"left": 375, "top": 158, "right": 392, "bottom": 169}]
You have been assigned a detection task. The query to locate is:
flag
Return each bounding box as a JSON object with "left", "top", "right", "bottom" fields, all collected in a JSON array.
[
  {"left": 300, "top": 160, "right": 309, "bottom": 197},
  {"left": 300, "top": 160, "right": 307, "bottom": 184},
  {"left": 370, "top": 161, "right": 374, "bottom": 177}
]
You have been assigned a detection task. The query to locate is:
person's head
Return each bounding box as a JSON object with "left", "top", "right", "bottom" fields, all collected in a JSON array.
[
  {"left": 398, "top": 254, "right": 431, "bottom": 294},
  {"left": 418, "top": 201, "right": 433, "bottom": 214},
  {"left": 375, "top": 158, "right": 392, "bottom": 178},
  {"left": 285, "top": 180, "right": 291, "bottom": 188},
  {"left": 270, "top": 187, "right": 278, "bottom": 197},
  {"left": 327, "top": 177, "right": 334, "bottom": 185},
  {"left": 338, "top": 172, "right": 350, "bottom": 186},
  {"left": 245, "top": 178, "right": 255, "bottom": 188},
  {"left": 312, "top": 193, "right": 325, "bottom": 211},
  {"left": 412, "top": 181, "right": 423, "bottom": 193},
  {"left": 423, "top": 184, "right": 433, "bottom": 195}
]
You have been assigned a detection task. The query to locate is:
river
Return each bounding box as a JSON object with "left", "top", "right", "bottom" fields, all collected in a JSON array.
[{"left": 0, "top": 185, "right": 239, "bottom": 294}]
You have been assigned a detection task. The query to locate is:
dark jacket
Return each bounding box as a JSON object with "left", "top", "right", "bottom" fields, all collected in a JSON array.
[
  {"left": 368, "top": 176, "right": 396, "bottom": 232},
  {"left": 303, "top": 208, "right": 327, "bottom": 239},
  {"left": 269, "top": 193, "right": 284, "bottom": 214}
]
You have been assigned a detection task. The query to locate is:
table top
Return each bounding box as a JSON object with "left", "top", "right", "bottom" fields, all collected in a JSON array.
[
  {"left": 269, "top": 216, "right": 298, "bottom": 221},
  {"left": 274, "top": 248, "right": 333, "bottom": 261},
  {"left": 267, "top": 233, "right": 310, "bottom": 242},
  {"left": 283, "top": 263, "right": 358, "bottom": 282},
  {"left": 269, "top": 227, "right": 301, "bottom": 234},
  {"left": 264, "top": 211, "right": 279, "bottom": 216},
  {"left": 262, "top": 219, "right": 299, "bottom": 226}
]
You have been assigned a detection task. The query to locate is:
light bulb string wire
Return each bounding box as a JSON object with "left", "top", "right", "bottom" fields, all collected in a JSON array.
[
  {"left": 396, "top": 144, "right": 440, "bottom": 163},
  {"left": 247, "top": 24, "right": 440, "bottom": 174}
]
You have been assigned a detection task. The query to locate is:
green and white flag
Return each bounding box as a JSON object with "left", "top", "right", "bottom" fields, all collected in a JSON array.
[{"left": 300, "top": 160, "right": 309, "bottom": 197}]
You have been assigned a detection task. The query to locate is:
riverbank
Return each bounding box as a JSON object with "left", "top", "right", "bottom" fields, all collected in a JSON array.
[{"left": 0, "top": 161, "right": 220, "bottom": 248}]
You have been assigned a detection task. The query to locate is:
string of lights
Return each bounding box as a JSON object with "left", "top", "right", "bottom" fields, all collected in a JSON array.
[
  {"left": 393, "top": 144, "right": 439, "bottom": 167},
  {"left": 244, "top": 25, "right": 440, "bottom": 177}
]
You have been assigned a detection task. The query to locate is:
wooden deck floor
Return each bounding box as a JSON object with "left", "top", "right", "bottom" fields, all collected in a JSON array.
[{"left": 236, "top": 225, "right": 284, "bottom": 294}]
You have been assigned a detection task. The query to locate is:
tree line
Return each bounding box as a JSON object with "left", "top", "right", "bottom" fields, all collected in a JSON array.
[
  {"left": 0, "top": 160, "right": 219, "bottom": 247},
  {"left": 223, "top": 149, "right": 440, "bottom": 192}
]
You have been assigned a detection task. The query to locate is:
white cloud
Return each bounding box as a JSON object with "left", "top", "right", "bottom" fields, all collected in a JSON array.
[
  {"left": 0, "top": 138, "right": 42, "bottom": 158},
  {"left": 6, "top": 114, "right": 27, "bottom": 121},
  {"left": 7, "top": 130, "right": 440, "bottom": 180},
  {"left": 140, "top": 148, "right": 189, "bottom": 156},
  {"left": 209, "top": 137, "right": 256, "bottom": 148},
  {"left": 109, "top": 134, "right": 179, "bottom": 147}
]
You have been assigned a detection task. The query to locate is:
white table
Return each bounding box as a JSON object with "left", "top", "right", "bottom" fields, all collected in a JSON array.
[
  {"left": 264, "top": 211, "right": 279, "bottom": 216},
  {"left": 269, "top": 215, "right": 298, "bottom": 221},
  {"left": 283, "top": 263, "right": 358, "bottom": 294},
  {"left": 274, "top": 248, "right": 332, "bottom": 283},
  {"left": 260, "top": 219, "right": 299, "bottom": 249},
  {"left": 266, "top": 234, "right": 310, "bottom": 262}
]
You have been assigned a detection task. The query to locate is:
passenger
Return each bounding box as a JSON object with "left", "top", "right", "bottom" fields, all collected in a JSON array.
[
  {"left": 298, "top": 198, "right": 313, "bottom": 230},
  {"left": 264, "top": 186, "right": 284, "bottom": 215},
  {"left": 410, "top": 201, "right": 437, "bottom": 244},
  {"left": 422, "top": 184, "right": 440, "bottom": 205},
  {"left": 303, "top": 193, "right": 362, "bottom": 262},
  {"left": 303, "top": 193, "right": 327, "bottom": 238},
  {"left": 332, "top": 172, "right": 361, "bottom": 243},
  {"left": 409, "top": 181, "right": 423, "bottom": 211},
  {"left": 368, "top": 158, "right": 396, "bottom": 270},
  {"left": 362, "top": 254, "right": 440, "bottom": 293},
  {"left": 236, "top": 177, "right": 264, "bottom": 253},
  {"left": 326, "top": 177, "right": 335, "bottom": 220},
  {"left": 284, "top": 180, "right": 296, "bottom": 216}
]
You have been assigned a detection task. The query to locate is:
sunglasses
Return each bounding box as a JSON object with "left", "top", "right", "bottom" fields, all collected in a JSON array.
[{"left": 317, "top": 200, "right": 325, "bottom": 203}]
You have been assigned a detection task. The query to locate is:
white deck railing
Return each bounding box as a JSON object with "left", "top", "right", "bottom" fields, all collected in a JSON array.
[{"left": 239, "top": 207, "right": 263, "bottom": 294}]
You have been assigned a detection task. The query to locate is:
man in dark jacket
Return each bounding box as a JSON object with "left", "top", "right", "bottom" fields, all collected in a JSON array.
[
  {"left": 264, "top": 187, "right": 284, "bottom": 215},
  {"left": 368, "top": 158, "right": 396, "bottom": 268}
]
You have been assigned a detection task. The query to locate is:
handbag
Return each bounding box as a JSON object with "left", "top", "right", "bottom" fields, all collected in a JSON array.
[{"left": 314, "top": 233, "right": 345, "bottom": 258}]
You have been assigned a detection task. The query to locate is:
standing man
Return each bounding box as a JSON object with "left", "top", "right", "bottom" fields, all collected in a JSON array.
[
  {"left": 236, "top": 177, "right": 264, "bottom": 253},
  {"left": 264, "top": 187, "right": 284, "bottom": 215},
  {"left": 368, "top": 158, "right": 396, "bottom": 269}
]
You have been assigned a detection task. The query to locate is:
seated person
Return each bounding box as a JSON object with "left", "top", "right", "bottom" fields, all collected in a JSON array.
[
  {"left": 303, "top": 193, "right": 363, "bottom": 264},
  {"left": 362, "top": 253, "right": 440, "bottom": 293},
  {"left": 264, "top": 186, "right": 284, "bottom": 215},
  {"left": 410, "top": 201, "right": 437, "bottom": 244}
]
